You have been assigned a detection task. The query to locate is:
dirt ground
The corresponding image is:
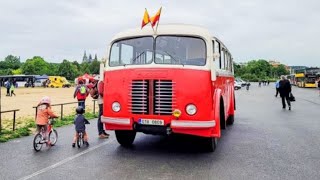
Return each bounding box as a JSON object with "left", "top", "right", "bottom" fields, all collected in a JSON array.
[{"left": 0, "top": 87, "right": 96, "bottom": 120}]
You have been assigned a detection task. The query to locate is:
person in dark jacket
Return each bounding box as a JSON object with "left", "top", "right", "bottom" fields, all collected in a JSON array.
[
  {"left": 279, "top": 75, "right": 292, "bottom": 110},
  {"left": 72, "top": 106, "right": 90, "bottom": 147}
]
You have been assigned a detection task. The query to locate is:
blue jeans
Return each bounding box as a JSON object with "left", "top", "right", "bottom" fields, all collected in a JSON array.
[{"left": 78, "top": 100, "right": 85, "bottom": 110}]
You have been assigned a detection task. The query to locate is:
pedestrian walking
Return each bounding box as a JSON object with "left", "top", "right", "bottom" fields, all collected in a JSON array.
[
  {"left": 275, "top": 80, "right": 280, "bottom": 97},
  {"left": 279, "top": 75, "right": 292, "bottom": 110},
  {"left": 246, "top": 81, "right": 250, "bottom": 90},
  {"left": 73, "top": 80, "right": 89, "bottom": 110},
  {"left": 258, "top": 81, "right": 261, "bottom": 87},
  {"left": 5, "top": 80, "right": 11, "bottom": 96}
]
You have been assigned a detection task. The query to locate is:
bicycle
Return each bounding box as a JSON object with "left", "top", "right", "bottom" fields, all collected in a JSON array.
[
  {"left": 33, "top": 118, "right": 58, "bottom": 152},
  {"left": 76, "top": 131, "right": 85, "bottom": 148}
]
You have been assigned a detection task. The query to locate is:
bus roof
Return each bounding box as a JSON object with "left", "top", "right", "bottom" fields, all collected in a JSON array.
[
  {"left": 111, "top": 24, "right": 213, "bottom": 42},
  {"left": 109, "top": 24, "right": 232, "bottom": 56}
]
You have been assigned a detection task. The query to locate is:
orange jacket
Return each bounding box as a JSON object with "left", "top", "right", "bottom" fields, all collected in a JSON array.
[{"left": 36, "top": 105, "right": 58, "bottom": 125}]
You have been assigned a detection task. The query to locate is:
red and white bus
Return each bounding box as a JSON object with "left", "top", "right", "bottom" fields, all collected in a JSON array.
[{"left": 101, "top": 24, "right": 235, "bottom": 152}]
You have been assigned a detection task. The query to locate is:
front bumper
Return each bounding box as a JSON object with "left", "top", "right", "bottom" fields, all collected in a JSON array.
[{"left": 101, "top": 116, "right": 216, "bottom": 129}]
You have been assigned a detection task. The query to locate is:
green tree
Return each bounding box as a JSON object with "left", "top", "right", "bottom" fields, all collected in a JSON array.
[
  {"left": 0, "top": 69, "right": 13, "bottom": 75},
  {"left": 47, "top": 63, "right": 59, "bottom": 76},
  {"left": 21, "top": 56, "right": 49, "bottom": 75},
  {"left": 58, "top": 60, "right": 79, "bottom": 80},
  {"left": 89, "top": 60, "right": 100, "bottom": 74},
  {"left": 0, "top": 55, "right": 21, "bottom": 70},
  {"left": 12, "top": 68, "right": 22, "bottom": 75},
  {"left": 80, "top": 62, "right": 90, "bottom": 74},
  {"left": 274, "top": 64, "right": 289, "bottom": 76}
]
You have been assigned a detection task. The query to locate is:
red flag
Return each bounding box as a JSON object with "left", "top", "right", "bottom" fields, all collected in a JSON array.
[
  {"left": 150, "top": 7, "right": 162, "bottom": 27},
  {"left": 141, "top": 9, "right": 150, "bottom": 29}
]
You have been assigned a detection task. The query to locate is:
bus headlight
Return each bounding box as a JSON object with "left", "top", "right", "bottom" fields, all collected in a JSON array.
[
  {"left": 186, "top": 104, "right": 197, "bottom": 115},
  {"left": 112, "top": 102, "right": 121, "bottom": 112}
]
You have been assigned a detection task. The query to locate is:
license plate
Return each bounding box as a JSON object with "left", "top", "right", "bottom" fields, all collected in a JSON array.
[{"left": 138, "top": 119, "right": 164, "bottom": 126}]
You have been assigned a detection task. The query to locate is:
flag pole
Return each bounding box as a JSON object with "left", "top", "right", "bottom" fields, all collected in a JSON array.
[
  {"left": 147, "top": 8, "right": 156, "bottom": 34},
  {"left": 155, "top": 7, "right": 162, "bottom": 34}
]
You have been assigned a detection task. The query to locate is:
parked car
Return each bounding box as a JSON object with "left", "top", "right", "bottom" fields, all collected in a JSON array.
[
  {"left": 234, "top": 81, "right": 242, "bottom": 90},
  {"left": 236, "top": 79, "right": 247, "bottom": 87}
]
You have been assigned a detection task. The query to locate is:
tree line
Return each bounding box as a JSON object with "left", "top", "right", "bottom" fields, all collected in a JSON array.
[
  {"left": 234, "top": 59, "right": 289, "bottom": 82},
  {"left": 0, "top": 55, "right": 100, "bottom": 80},
  {"left": 0, "top": 55, "right": 289, "bottom": 82}
]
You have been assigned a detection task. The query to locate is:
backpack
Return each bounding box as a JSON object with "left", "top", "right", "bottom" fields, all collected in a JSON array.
[
  {"left": 89, "top": 83, "right": 99, "bottom": 99},
  {"left": 79, "top": 85, "right": 86, "bottom": 95}
]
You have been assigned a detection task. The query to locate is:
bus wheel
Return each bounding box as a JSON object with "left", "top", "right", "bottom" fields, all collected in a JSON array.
[
  {"left": 204, "top": 137, "right": 217, "bottom": 152},
  {"left": 115, "top": 130, "right": 136, "bottom": 147},
  {"left": 50, "top": 85, "right": 54, "bottom": 88},
  {"left": 227, "top": 115, "right": 234, "bottom": 125}
]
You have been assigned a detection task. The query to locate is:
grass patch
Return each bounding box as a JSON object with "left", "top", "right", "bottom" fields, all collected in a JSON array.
[{"left": 0, "top": 112, "right": 97, "bottom": 143}]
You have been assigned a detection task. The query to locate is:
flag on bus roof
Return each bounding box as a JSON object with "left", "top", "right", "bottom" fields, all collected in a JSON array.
[
  {"left": 141, "top": 8, "right": 150, "bottom": 29},
  {"left": 150, "top": 7, "right": 162, "bottom": 27}
]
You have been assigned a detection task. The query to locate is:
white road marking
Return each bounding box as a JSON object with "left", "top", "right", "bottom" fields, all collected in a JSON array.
[{"left": 18, "top": 139, "right": 115, "bottom": 180}]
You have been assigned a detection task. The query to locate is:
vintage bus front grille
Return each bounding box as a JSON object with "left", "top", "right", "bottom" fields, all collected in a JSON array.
[
  {"left": 129, "top": 80, "right": 149, "bottom": 114},
  {"left": 154, "top": 80, "right": 174, "bottom": 115}
]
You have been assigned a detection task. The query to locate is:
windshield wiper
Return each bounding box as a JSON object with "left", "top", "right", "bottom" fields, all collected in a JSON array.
[
  {"left": 162, "top": 50, "right": 184, "bottom": 66},
  {"left": 131, "top": 51, "right": 146, "bottom": 64}
]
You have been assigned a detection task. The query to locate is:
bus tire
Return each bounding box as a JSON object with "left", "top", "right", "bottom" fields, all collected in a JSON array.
[
  {"left": 50, "top": 85, "right": 54, "bottom": 88},
  {"left": 115, "top": 130, "right": 136, "bottom": 147},
  {"left": 204, "top": 137, "right": 217, "bottom": 152},
  {"left": 227, "top": 115, "right": 234, "bottom": 125}
]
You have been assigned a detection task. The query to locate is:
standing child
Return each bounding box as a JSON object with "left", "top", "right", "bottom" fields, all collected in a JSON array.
[
  {"left": 10, "top": 82, "right": 16, "bottom": 96},
  {"left": 73, "top": 80, "right": 88, "bottom": 110},
  {"left": 72, "top": 106, "right": 90, "bottom": 147},
  {"left": 36, "top": 96, "right": 58, "bottom": 142}
]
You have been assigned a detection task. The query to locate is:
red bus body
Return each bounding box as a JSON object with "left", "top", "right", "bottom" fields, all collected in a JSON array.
[{"left": 101, "top": 24, "right": 235, "bottom": 151}]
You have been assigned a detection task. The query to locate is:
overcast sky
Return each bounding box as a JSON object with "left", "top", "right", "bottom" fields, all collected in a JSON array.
[{"left": 0, "top": 0, "right": 319, "bottom": 66}]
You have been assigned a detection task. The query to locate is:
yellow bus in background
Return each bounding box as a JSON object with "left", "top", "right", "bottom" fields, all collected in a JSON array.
[
  {"left": 48, "top": 76, "right": 71, "bottom": 88},
  {"left": 295, "top": 68, "right": 320, "bottom": 88}
]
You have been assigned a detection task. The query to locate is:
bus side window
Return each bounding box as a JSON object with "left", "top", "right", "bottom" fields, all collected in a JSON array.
[
  {"left": 221, "top": 49, "right": 225, "bottom": 70},
  {"left": 226, "top": 52, "right": 231, "bottom": 71},
  {"left": 213, "top": 40, "right": 221, "bottom": 69}
]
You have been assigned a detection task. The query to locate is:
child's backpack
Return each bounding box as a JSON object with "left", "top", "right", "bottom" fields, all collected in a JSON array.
[{"left": 79, "top": 85, "right": 87, "bottom": 95}]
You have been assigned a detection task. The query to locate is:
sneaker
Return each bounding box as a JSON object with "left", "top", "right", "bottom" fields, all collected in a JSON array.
[
  {"left": 72, "top": 143, "right": 75, "bottom": 148},
  {"left": 103, "top": 132, "right": 110, "bottom": 137},
  {"left": 289, "top": 106, "right": 291, "bottom": 111},
  {"left": 85, "top": 142, "right": 89, "bottom": 147}
]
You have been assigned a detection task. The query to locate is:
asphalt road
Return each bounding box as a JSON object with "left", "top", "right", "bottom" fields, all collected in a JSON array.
[{"left": 1, "top": 84, "right": 320, "bottom": 180}]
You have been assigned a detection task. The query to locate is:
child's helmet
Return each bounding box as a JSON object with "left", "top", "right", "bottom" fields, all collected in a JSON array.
[
  {"left": 39, "top": 96, "right": 51, "bottom": 105},
  {"left": 76, "top": 106, "right": 84, "bottom": 114}
]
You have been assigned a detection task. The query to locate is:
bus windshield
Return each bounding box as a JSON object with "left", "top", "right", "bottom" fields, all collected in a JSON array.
[{"left": 109, "top": 36, "right": 206, "bottom": 67}]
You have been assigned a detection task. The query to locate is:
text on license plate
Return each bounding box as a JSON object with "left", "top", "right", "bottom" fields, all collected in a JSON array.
[{"left": 138, "top": 119, "right": 164, "bottom": 126}]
